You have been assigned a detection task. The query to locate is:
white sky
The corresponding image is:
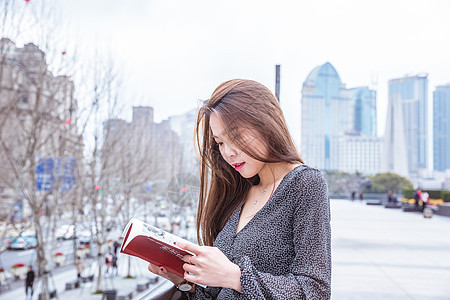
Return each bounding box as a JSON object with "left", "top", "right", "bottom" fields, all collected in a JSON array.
[{"left": 20, "top": 0, "right": 450, "bottom": 149}]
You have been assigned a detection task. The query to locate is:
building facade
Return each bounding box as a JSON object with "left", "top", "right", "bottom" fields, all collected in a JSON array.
[
  {"left": 384, "top": 74, "right": 428, "bottom": 177},
  {"left": 301, "top": 62, "right": 353, "bottom": 171},
  {"left": 433, "top": 84, "right": 450, "bottom": 172},
  {"left": 168, "top": 108, "right": 199, "bottom": 176},
  {"left": 102, "top": 106, "right": 182, "bottom": 199},
  {"left": 0, "top": 38, "right": 81, "bottom": 220},
  {"left": 301, "top": 63, "right": 380, "bottom": 174},
  {"left": 338, "top": 132, "right": 382, "bottom": 175},
  {"left": 350, "top": 86, "right": 377, "bottom": 137}
]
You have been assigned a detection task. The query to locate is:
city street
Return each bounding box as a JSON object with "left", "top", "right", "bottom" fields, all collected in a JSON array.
[{"left": 1, "top": 239, "right": 75, "bottom": 272}]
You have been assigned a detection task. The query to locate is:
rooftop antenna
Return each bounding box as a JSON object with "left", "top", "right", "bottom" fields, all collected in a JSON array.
[
  {"left": 275, "top": 64, "right": 281, "bottom": 102},
  {"left": 370, "top": 71, "right": 378, "bottom": 91}
]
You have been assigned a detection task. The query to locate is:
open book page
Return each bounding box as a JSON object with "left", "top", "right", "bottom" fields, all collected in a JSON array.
[{"left": 120, "top": 218, "right": 194, "bottom": 279}]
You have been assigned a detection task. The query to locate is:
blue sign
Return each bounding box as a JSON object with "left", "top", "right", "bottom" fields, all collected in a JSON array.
[{"left": 35, "top": 157, "right": 76, "bottom": 191}]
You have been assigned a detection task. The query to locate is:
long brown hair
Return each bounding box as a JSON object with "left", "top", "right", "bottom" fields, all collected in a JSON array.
[{"left": 195, "top": 79, "right": 304, "bottom": 246}]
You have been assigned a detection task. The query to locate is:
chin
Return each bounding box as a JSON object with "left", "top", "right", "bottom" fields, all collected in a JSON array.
[{"left": 238, "top": 170, "right": 258, "bottom": 179}]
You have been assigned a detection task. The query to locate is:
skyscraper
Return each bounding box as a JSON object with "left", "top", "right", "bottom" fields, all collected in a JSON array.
[
  {"left": 433, "top": 84, "right": 450, "bottom": 172},
  {"left": 350, "top": 87, "right": 377, "bottom": 137},
  {"left": 301, "top": 62, "right": 353, "bottom": 170},
  {"left": 384, "top": 74, "right": 428, "bottom": 177}
]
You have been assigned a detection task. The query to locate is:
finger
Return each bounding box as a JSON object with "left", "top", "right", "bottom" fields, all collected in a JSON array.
[
  {"left": 182, "top": 263, "right": 197, "bottom": 273},
  {"left": 176, "top": 240, "right": 202, "bottom": 255},
  {"left": 183, "top": 271, "right": 199, "bottom": 284},
  {"left": 182, "top": 254, "right": 195, "bottom": 264},
  {"left": 148, "top": 263, "right": 158, "bottom": 273}
]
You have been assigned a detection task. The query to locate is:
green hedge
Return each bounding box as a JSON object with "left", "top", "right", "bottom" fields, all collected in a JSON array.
[
  {"left": 443, "top": 191, "right": 450, "bottom": 202},
  {"left": 402, "top": 189, "right": 449, "bottom": 200},
  {"left": 427, "top": 190, "right": 442, "bottom": 199}
]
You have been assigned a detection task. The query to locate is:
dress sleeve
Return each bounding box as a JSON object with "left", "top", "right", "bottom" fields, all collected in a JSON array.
[
  {"left": 185, "top": 285, "right": 221, "bottom": 299},
  {"left": 230, "top": 169, "right": 332, "bottom": 299}
]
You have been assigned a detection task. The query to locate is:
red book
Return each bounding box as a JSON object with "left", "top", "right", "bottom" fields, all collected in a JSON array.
[{"left": 120, "top": 218, "right": 192, "bottom": 278}]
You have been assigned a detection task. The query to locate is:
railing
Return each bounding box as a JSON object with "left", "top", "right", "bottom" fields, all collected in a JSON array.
[
  {"left": 329, "top": 193, "right": 388, "bottom": 200},
  {"left": 139, "top": 280, "right": 186, "bottom": 300}
]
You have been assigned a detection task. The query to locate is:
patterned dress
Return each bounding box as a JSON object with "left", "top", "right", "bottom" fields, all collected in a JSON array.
[{"left": 186, "top": 165, "right": 331, "bottom": 299}]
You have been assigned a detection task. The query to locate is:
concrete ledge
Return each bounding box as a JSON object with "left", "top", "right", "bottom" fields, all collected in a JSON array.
[
  {"left": 366, "top": 200, "right": 382, "bottom": 205},
  {"left": 65, "top": 280, "right": 80, "bottom": 290},
  {"left": 435, "top": 204, "right": 450, "bottom": 217},
  {"left": 137, "top": 276, "right": 159, "bottom": 292},
  {"left": 136, "top": 282, "right": 148, "bottom": 292},
  {"left": 402, "top": 206, "right": 422, "bottom": 212},
  {"left": 117, "top": 288, "right": 134, "bottom": 300},
  {"left": 384, "top": 203, "right": 402, "bottom": 209},
  {"left": 80, "top": 274, "right": 94, "bottom": 283},
  {"left": 38, "top": 290, "right": 57, "bottom": 300}
]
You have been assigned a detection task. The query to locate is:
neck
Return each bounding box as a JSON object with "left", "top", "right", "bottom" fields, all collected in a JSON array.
[{"left": 258, "top": 162, "right": 290, "bottom": 187}]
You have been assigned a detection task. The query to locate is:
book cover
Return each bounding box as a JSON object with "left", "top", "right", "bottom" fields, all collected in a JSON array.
[{"left": 120, "top": 218, "right": 192, "bottom": 278}]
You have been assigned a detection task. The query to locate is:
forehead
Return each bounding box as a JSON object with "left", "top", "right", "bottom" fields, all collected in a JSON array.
[
  {"left": 209, "top": 112, "right": 259, "bottom": 142},
  {"left": 209, "top": 112, "right": 225, "bottom": 137}
]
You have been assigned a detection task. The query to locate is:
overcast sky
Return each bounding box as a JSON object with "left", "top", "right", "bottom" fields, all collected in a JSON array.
[{"left": 15, "top": 0, "right": 450, "bottom": 148}]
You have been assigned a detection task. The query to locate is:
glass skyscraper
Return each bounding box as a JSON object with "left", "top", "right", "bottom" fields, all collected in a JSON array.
[
  {"left": 433, "top": 85, "right": 450, "bottom": 171},
  {"left": 384, "top": 74, "right": 428, "bottom": 177},
  {"left": 350, "top": 87, "right": 377, "bottom": 137},
  {"left": 301, "top": 62, "right": 353, "bottom": 170}
]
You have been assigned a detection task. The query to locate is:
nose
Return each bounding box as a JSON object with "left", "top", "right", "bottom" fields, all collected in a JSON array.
[{"left": 222, "top": 143, "right": 237, "bottom": 159}]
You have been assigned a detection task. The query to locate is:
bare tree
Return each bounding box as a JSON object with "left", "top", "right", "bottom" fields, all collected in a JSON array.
[
  {"left": 0, "top": 2, "right": 81, "bottom": 299},
  {"left": 75, "top": 51, "right": 129, "bottom": 292}
]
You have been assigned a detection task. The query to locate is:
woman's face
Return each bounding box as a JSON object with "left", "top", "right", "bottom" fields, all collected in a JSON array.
[{"left": 209, "top": 112, "right": 267, "bottom": 178}]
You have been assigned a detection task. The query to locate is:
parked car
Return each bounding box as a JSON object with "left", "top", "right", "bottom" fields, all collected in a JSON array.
[
  {"left": 9, "top": 231, "right": 37, "bottom": 250},
  {"left": 55, "top": 224, "right": 74, "bottom": 240},
  {"left": 76, "top": 230, "right": 91, "bottom": 244},
  {"left": 4, "top": 232, "right": 19, "bottom": 248}
]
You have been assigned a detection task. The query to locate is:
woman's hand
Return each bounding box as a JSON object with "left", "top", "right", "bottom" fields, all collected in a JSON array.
[
  {"left": 147, "top": 262, "right": 185, "bottom": 286},
  {"left": 176, "top": 241, "right": 242, "bottom": 292}
]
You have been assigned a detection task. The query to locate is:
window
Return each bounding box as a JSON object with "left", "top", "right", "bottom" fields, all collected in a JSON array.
[{"left": 21, "top": 94, "right": 28, "bottom": 104}]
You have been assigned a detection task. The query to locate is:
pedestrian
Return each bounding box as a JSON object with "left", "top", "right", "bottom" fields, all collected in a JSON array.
[
  {"left": 74, "top": 256, "right": 85, "bottom": 279},
  {"left": 113, "top": 240, "right": 120, "bottom": 255},
  {"left": 112, "top": 254, "right": 118, "bottom": 276},
  {"left": 392, "top": 193, "right": 398, "bottom": 203},
  {"left": 147, "top": 79, "right": 331, "bottom": 298},
  {"left": 421, "top": 191, "right": 429, "bottom": 212},
  {"left": 105, "top": 253, "right": 113, "bottom": 275},
  {"left": 359, "top": 191, "right": 364, "bottom": 202},
  {"left": 414, "top": 188, "right": 422, "bottom": 208},
  {"left": 387, "top": 190, "right": 393, "bottom": 203},
  {"left": 351, "top": 191, "right": 356, "bottom": 201},
  {"left": 25, "top": 265, "right": 35, "bottom": 298}
]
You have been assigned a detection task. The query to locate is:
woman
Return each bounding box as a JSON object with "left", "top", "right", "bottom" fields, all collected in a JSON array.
[{"left": 148, "top": 79, "right": 331, "bottom": 299}]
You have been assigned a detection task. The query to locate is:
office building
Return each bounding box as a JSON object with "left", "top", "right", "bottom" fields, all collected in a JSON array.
[
  {"left": 350, "top": 87, "right": 377, "bottom": 137},
  {"left": 338, "top": 132, "right": 382, "bottom": 175},
  {"left": 433, "top": 84, "right": 450, "bottom": 172},
  {"left": 384, "top": 74, "right": 428, "bottom": 177}
]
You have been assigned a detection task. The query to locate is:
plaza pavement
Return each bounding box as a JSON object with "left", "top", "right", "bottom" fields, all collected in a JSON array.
[
  {"left": 331, "top": 199, "right": 450, "bottom": 300},
  {"left": 1, "top": 199, "right": 449, "bottom": 299}
]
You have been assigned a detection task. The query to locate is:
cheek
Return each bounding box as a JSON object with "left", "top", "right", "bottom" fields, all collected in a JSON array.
[{"left": 218, "top": 147, "right": 229, "bottom": 163}]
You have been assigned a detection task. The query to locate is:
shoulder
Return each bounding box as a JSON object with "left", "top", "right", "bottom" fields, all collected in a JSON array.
[
  {"left": 286, "top": 165, "right": 327, "bottom": 189},
  {"left": 281, "top": 165, "right": 328, "bottom": 206}
]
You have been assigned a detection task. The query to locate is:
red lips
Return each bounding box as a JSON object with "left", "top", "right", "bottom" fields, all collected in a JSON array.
[{"left": 233, "top": 162, "right": 245, "bottom": 171}]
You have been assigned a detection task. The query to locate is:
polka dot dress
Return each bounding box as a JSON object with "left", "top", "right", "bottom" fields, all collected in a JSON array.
[{"left": 186, "top": 165, "right": 331, "bottom": 300}]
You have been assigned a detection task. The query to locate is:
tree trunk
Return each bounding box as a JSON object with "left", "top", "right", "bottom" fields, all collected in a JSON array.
[
  {"left": 95, "top": 245, "right": 103, "bottom": 292},
  {"left": 35, "top": 216, "right": 50, "bottom": 299}
]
